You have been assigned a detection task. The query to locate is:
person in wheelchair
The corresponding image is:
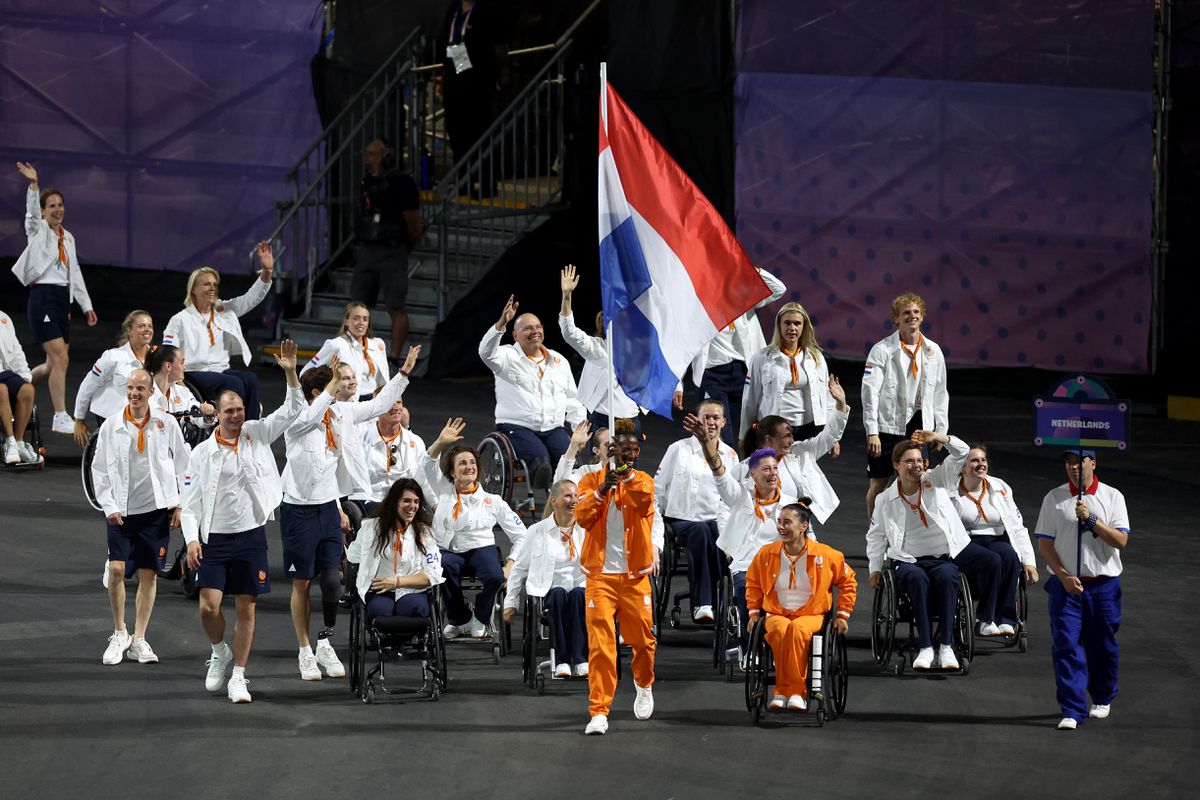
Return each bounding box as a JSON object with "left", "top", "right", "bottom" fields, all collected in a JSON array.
[
  {"left": 746, "top": 501, "right": 856, "bottom": 710},
  {"left": 502, "top": 478, "right": 588, "bottom": 678},
  {"left": 866, "top": 431, "right": 1002, "bottom": 670},
  {"left": 145, "top": 345, "right": 214, "bottom": 427},
  {"left": 954, "top": 444, "right": 1039, "bottom": 636},
  {"left": 71, "top": 309, "right": 155, "bottom": 447},
  {"left": 655, "top": 400, "right": 741, "bottom": 623},
  {"left": 733, "top": 374, "right": 850, "bottom": 527},
  {"left": 346, "top": 478, "right": 443, "bottom": 621},
  {"left": 0, "top": 308, "right": 39, "bottom": 465},
  {"left": 352, "top": 395, "right": 432, "bottom": 513},
  {"left": 479, "top": 294, "right": 586, "bottom": 485},
  {"left": 301, "top": 301, "right": 390, "bottom": 401},
  {"left": 424, "top": 418, "right": 527, "bottom": 640}
]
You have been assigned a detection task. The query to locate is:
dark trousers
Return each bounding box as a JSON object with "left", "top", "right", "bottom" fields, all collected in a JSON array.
[
  {"left": 895, "top": 558, "right": 959, "bottom": 647},
  {"left": 667, "top": 518, "right": 719, "bottom": 608},
  {"left": 496, "top": 423, "right": 570, "bottom": 469},
  {"left": 952, "top": 541, "right": 1003, "bottom": 624},
  {"left": 188, "top": 369, "right": 261, "bottom": 420},
  {"left": 366, "top": 591, "right": 430, "bottom": 620},
  {"left": 969, "top": 534, "right": 1021, "bottom": 625},
  {"left": 439, "top": 545, "right": 503, "bottom": 627},
  {"left": 732, "top": 570, "right": 749, "bottom": 648},
  {"left": 544, "top": 586, "right": 587, "bottom": 666},
  {"left": 699, "top": 361, "right": 747, "bottom": 448},
  {"left": 1047, "top": 576, "right": 1121, "bottom": 722}
]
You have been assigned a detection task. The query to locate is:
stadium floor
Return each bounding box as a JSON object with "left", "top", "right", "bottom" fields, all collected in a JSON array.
[{"left": 1, "top": 349, "right": 1197, "bottom": 800}]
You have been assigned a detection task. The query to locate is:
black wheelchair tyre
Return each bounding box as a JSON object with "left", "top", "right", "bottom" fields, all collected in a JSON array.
[
  {"left": 476, "top": 433, "right": 516, "bottom": 507},
  {"left": 81, "top": 431, "right": 101, "bottom": 512},
  {"left": 870, "top": 568, "right": 897, "bottom": 669}
]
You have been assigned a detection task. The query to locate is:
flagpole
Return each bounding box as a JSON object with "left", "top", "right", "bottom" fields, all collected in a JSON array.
[{"left": 600, "top": 62, "right": 616, "bottom": 469}]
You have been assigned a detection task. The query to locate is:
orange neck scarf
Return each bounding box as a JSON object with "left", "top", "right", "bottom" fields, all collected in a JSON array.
[
  {"left": 559, "top": 526, "right": 577, "bottom": 560},
  {"left": 57, "top": 227, "right": 67, "bottom": 266},
  {"left": 124, "top": 405, "right": 151, "bottom": 452},
  {"left": 200, "top": 306, "right": 216, "bottom": 346},
  {"left": 392, "top": 527, "right": 405, "bottom": 574},
  {"left": 453, "top": 482, "right": 479, "bottom": 519},
  {"left": 959, "top": 478, "right": 990, "bottom": 523},
  {"left": 526, "top": 347, "right": 549, "bottom": 378},
  {"left": 379, "top": 427, "right": 402, "bottom": 473},
  {"left": 322, "top": 409, "right": 337, "bottom": 450},
  {"left": 898, "top": 481, "right": 928, "bottom": 527},
  {"left": 754, "top": 487, "right": 781, "bottom": 522},
  {"left": 215, "top": 430, "right": 239, "bottom": 454},
  {"left": 358, "top": 335, "right": 377, "bottom": 376},
  {"left": 781, "top": 346, "right": 802, "bottom": 387},
  {"left": 784, "top": 546, "right": 807, "bottom": 590},
  {"left": 899, "top": 334, "right": 924, "bottom": 379}
]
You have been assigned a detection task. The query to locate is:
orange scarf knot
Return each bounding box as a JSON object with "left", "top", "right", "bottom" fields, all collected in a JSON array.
[
  {"left": 453, "top": 482, "right": 479, "bottom": 520},
  {"left": 754, "top": 487, "right": 781, "bottom": 522},
  {"left": 899, "top": 481, "right": 928, "bottom": 527},
  {"left": 899, "top": 334, "right": 924, "bottom": 379},
  {"left": 959, "top": 478, "right": 990, "bottom": 523},
  {"left": 322, "top": 409, "right": 338, "bottom": 450},
  {"left": 124, "top": 405, "right": 151, "bottom": 452}
]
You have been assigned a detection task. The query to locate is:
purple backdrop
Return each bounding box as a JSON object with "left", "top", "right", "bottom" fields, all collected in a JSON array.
[
  {"left": 0, "top": 1, "right": 322, "bottom": 273},
  {"left": 735, "top": 0, "right": 1154, "bottom": 373}
]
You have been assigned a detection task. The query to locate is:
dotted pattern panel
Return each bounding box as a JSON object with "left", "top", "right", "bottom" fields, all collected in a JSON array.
[{"left": 734, "top": 72, "right": 1153, "bottom": 373}]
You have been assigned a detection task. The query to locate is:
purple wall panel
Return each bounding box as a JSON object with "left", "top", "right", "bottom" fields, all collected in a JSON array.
[
  {"left": 735, "top": 0, "right": 1154, "bottom": 373},
  {"left": 0, "top": 1, "right": 321, "bottom": 273}
]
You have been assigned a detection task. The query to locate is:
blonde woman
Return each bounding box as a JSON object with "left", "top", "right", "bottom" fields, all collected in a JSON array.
[
  {"left": 301, "top": 301, "right": 389, "bottom": 400},
  {"left": 740, "top": 302, "right": 835, "bottom": 444},
  {"left": 72, "top": 310, "right": 155, "bottom": 446},
  {"left": 161, "top": 242, "right": 274, "bottom": 419}
]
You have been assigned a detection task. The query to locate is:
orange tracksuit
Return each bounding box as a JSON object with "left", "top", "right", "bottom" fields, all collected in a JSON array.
[
  {"left": 575, "top": 467, "right": 656, "bottom": 716},
  {"left": 745, "top": 540, "right": 857, "bottom": 698}
]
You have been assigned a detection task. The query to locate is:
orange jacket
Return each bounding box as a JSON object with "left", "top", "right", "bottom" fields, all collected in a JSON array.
[
  {"left": 745, "top": 540, "right": 857, "bottom": 621},
  {"left": 575, "top": 467, "right": 656, "bottom": 580}
]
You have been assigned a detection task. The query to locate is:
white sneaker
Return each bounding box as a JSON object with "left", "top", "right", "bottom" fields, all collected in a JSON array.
[
  {"left": 633, "top": 684, "right": 654, "bottom": 720},
  {"left": 128, "top": 638, "right": 158, "bottom": 664},
  {"left": 17, "top": 441, "right": 39, "bottom": 464},
  {"left": 937, "top": 644, "right": 960, "bottom": 670},
  {"left": 466, "top": 615, "right": 488, "bottom": 639},
  {"left": 298, "top": 650, "right": 322, "bottom": 680},
  {"left": 204, "top": 643, "right": 233, "bottom": 691},
  {"left": 573, "top": 662, "right": 589, "bottom": 678},
  {"left": 693, "top": 605, "right": 715, "bottom": 623},
  {"left": 443, "top": 623, "right": 462, "bottom": 640},
  {"left": 768, "top": 695, "right": 786, "bottom": 710},
  {"left": 315, "top": 640, "right": 346, "bottom": 678},
  {"left": 1089, "top": 704, "right": 1111, "bottom": 719},
  {"left": 554, "top": 662, "right": 572, "bottom": 679},
  {"left": 787, "top": 694, "right": 808, "bottom": 711},
  {"left": 227, "top": 673, "right": 252, "bottom": 703},
  {"left": 978, "top": 621, "right": 1003, "bottom": 637},
  {"left": 3, "top": 439, "right": 18, "bottom": 464},
  {"left": 585, "top": 714, "right": 609, "bottom": 735},
  {"left": 912, "top": 646, "right": 935, "bottom": 670},
  {"left": 102, "top": 629, "right": 131, "bottom": 665},
  {"left": 1057, "top": 717, "right": 1078, "bottom": 730},
  {"left": 52, "top": 412, "right": 74, "bottom": 434},
  {"left": 997, "top": 622, "right": 1016, "bottom": 636},
  {"left": 101, "top": 560, "right": 110, "bottom": 590}
]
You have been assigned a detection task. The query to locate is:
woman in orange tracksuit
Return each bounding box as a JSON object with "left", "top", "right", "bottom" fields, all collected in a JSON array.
[
  {"left": 574, "top": 421, "right": 657, "bottom": 736},
  {"left": 746, "top": 500, "right": 856, "bottom": 711}
]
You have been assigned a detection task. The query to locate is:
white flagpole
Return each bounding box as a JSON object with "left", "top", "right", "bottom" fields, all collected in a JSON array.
[{"left": 600, "top": 62, "right": 616, "bottom": 468}]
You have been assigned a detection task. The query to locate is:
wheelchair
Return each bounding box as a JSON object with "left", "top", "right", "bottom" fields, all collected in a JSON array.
[
  {"left": 971, "top": 569, "right": 1029, "bottom": 653},
  {"left": 442, "top": 555, "right": 512, "bottom": 665},
  {"left": 346, "top": 571, "right": 447, "bottom": 703},
  {"left": 744, "top": 610, "right": 849, "bottom": 727},
  {"left": 520, "top": 592, "right": 589, "bottom": 694},
  {"left": 652, "top": 520, "right": 718, "bottom": 639},
  {"left": 476, "top": 431, "right": 540, "bottom": 523},
  {"left": 871, "top": 562, "right": 975, "bottom": 676},
  {"left": 714, "top": 567, "right": 742, "bottom": 680}
]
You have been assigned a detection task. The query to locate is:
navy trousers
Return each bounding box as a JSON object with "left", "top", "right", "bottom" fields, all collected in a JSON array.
[
  {"left": 667, "top": 518, "right": 719, "bottom": 608},
  {"left": 952, "top": 540, "right": 1003, "bottom": 624},
  {"left": 189, "top": 369, "right": 261, "bottom": 420},
  {"left": 440, "top": 545, "right": 504, "bottom": 627},
  {"left": 969, "top": 534, "right": 1022, "bottom": 625},
  {"left": 496, "top": 423, "right": 570, "bottom": 469},
  {"left": 1046, "top": 576, "right": 1121, "bottom": 722},
  {"left": 894, "top": 558, "right": 959, "bottom": 647},
  {"left": 544, "top": 586, "right": 587, "bottom": 666}
]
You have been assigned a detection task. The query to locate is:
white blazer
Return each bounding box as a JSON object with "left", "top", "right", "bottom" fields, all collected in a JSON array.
[
  {"left": 11, "top": 188, "right": 93, "bottom": 313},
  {"left": 739, "top": 346, "right": 833, "bottom": 439},
  {"left": 713, "top": 470, "right": 802, "bottom": 574},
  {"left": 953, "top": 476, "right": 1037, "bottom": 567},
  {"left": 654, "top": 436, "right": 739, "bottom": 522},
  {"left": 347, "top": 519, "right": 444, "bottom": 601},
  {"left": 91, "top": 407, "right": 190, "bottom": 518},
  {"left": 503, "top": 516, "right": 586, "bottom": 610},
  {"left": 557, "top": 312, "right": 640, "bottom": 418},
  {"left": 423, "top": 454, "right": 528, "bottom": 554},
  {"left": 0, "top": 311, "right": 32, "bottom": 380},
  {"left": 731, "top": 407, "right": 848, "bottom": 524},
  {"left": 302, "top": 333, "right": 390, "bottom": 395},
  {"left": 74, "top": 344, "right": 146, "bottom": 421},
  {"left": 478, "top": 326, "right": 586, "bottom": 432},
  {"left": 865, "top": 436, "right": 971, "bottom": 573},
  {"left": 353, "top": 423, "right": 434, "bottom": 504},
  {"left": 180, "top": 387, "right": 305, "bottom": 544},
  {"left": 861, "top": 330, "right": 949, "bottom": 437},
  {"left": 689, "top": 268, "right": 786, "bottom": 387},
  {"left": 162, "top": 278, "right": 271, "bottom": 370}
]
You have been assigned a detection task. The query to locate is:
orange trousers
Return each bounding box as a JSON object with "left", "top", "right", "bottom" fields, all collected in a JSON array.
[
  {"left": 585, "top": 573, "right": 656, "bottom": 716},
  {"left": 763, "top": 613, "right": 825, "bottom": 698}
]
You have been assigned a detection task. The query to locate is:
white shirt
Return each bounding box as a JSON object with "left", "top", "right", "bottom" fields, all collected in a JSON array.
[
  {"left": 347, "top": 520, "right": 444, "bottom": 601},
  {"left": 901, "top": 495, "right": 951, "bottom": 557},
  {"left": 162, "top": 279, "right": 271, "bottom": 371},
  {"left": 354, "top": 424, "right": 432, "bottom": 503},
  {"left": 775, "top": 547, "right": 813, "bottom": 611},
  {"left": 302, "top": 333, "right": 390, "bottom": 396},
  {"left": 861, "top": 331, "right": 949, "bottom": 437},
  {"left": 713, "top": 471, "right": 801, "bottom": 574},
  {"left": 1034, "top": 480, "right": 1129, "bottom": 579},
  {"left": 424, "top": 456, "right": 527, "bottom": 554},
  {"left": 952, "top": 476, "right": 1037, "bottom": 566},
  {"left": 503, "top": 517, "right": 586, "bottom": 610},
  {"left": 125, "top": 422, "right": 158, "bottom": 516},
  {"left": 209, "top": 446, "right": 259, "bottom": 533},
  {"left": 602, "top": 495, "right": 628, "bottom": 574},
  {"left": 150, "top": 381, "right": 209, "bottom": 421},
  {"left": 740, "top": 347, "right": 834, "bottom": 440},
  {"left": 11, "top": 188, "right": 93, "bottom": 313},
  {"left": 478, "top": 326, "right": 586, "bottom": 432},
  {"left": 0, "top": 311, "right": 32, "bottom": 381},
  {"left": 655, "top": 436, "right": 739, "bottom": 521},
  {"left": 90, "top": 407, "right": 190, "bottom": 519},
  {"left": 74, "top": 344, "right": 149, "bottom": 421},
  {"left": 557, "top": 313, "right": 639, "bottom": 418},
  {"left": 954, "top": 481, "right": 1006, "bottom": 536}
]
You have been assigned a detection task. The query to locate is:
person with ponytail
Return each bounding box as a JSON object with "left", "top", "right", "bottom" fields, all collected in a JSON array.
[
  {"left": 302, "top": 301, "right": 389, "bottom": 401},
  {"left": 146, "top": 344, "right": 214, "bottom": 423},
  {"left": 72, "top": 310, "right": 155, "bottom": 447}
]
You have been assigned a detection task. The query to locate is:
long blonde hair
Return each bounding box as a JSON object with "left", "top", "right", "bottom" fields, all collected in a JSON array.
[
  {"left": 768, "top": 302, "right": 822, "bottom": 364},
  {"left": 116, "top": 310, "right": 152, "bottom": 346},
  {"left": 183, "top": 267, "right": 220, "bottom": 307},
  {"left": 338, "top": 301, "right": 372, "bottom": 337}
]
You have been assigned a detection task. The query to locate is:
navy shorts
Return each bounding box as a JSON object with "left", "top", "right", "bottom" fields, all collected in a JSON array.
[
  {"left": 27, "top": 284, "right": 71, "bottom": 344},
  {"left": 106, "top": 509, "right": 170, "bottom": 571},
  {"left": 196, "top": 526, "right": 271, "bottom": 596},
  {"left": 866, "top": 414, "right": 920, "bottom": 478},
  {"left": 280, "top": 500, "right": 345, "bottom": 580},
  {"left": 0, "top": 370, "right": 30, "bottom": 399}
]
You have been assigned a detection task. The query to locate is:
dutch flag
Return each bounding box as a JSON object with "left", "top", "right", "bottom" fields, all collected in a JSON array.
[{"left": 598, "top": 70, "right": 768, "bottom": 417}]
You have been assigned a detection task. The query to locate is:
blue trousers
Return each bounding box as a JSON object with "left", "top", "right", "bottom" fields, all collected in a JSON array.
[
  {"left": 440, "top": 545, "right": 503, "bottom": 627},
  {"left": 895, "top": 558, "right": 959, "bottom": 647},
  {"left": 969, "top": 534, "right": 1021, "bottom": 625},
  {"left": 496, "top": 423, "right": 570, "bottom": 469},
  {"left": 366, "top": 591, "right": 430, "bottom": 620},
  {"left": 188, "top": 369, "right": 261, "bottom": 420},
  {"left": 952, "top": 541, "right": 1003, "bottom": 624},
  {"left": 667, "top": 518, "right": 719, "bottom": 607},
  {"left": 699, "top": 361, "right": 747, "bottom": 448},
  {"left": 544, "top": 586, "right": 587, "bottom": 666},
  {"left": 1046, "top": 576, "right": 1121, "bottom": 722}
]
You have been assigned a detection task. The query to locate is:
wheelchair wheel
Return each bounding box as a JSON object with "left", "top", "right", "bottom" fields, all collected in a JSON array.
[
  {"left": 745, "top": 620, "right": 772, "bottom": 724},
  {"left": 522, "top": 595, "right": 540, "bottom": 688},
  {"left": 477, "top": 432, "right": 516, "bottom": 506},
  {"left": 180, "top": 551, "right": 200, "bottom": 600},
  {"left": 826, "top": 624, "right": 849, "bottom": 720},
  {"left": 342, "top": 500, "right": 365, "bottom": 543},
  {"left": 954, "top": 573, "right": 977, "bottom": 669},
  {"left": 80, "top": 431, "right": 101, "bottom": 511},
  {"left": 713, "top": 570, "right": 728, "bottom": 670},
  {"left": 652, "top": 535, "right": 674, "bottom": 635},
  {"left": 348, "top": 601, "right": 362, "bottom": 695},
  {"left": 871, "top": 568, "right": 897, "bottom": 670},
  {"left": 1016, "top": 570, "right": 1029, "bottom": 652}
]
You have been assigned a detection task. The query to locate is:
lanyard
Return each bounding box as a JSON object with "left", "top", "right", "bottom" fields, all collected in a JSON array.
[{"left": 449, "top": 4, "right": 475, "bottom": 42}]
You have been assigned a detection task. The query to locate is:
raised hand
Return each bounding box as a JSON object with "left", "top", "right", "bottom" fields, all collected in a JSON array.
[
  {"left": 561, "top": 264, "right": 580, "bottom": 293},
  {"left": 495, "top": 295, "right": 519, "bottom": 331},
  {"left": 400, "top": 345, "right": 422, "bottom": 376},
  {"left": 324, "top": 355, "right": 342, "bottom": 395},
  {"left": 828, "top": 374, "right": 848, "bottom": 410},
  {"left": 16, "top": 162, "right": 38, "bottom": 185},
  {"left": 568, "top": 419, "right": 592, "bottom": 450},
  {"left": 274, "top": 339, "right": 299, "bottom": 371},
  {"left": 257, "top": 241, "right": 275, "bottom": 280},
  {"left": 681, "top": 413, "right": 708, "bottom": 443},
  {"left": 437, "top": 417, "right": 466, "bottom": 446}
]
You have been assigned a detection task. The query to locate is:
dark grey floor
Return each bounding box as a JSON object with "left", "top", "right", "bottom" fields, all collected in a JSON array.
[{"left": 2, "top": 343, "right": 1198, "bottom": 799}]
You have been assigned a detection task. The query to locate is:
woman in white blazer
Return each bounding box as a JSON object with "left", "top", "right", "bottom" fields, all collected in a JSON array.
[
  {"left": 145, "top": 345, "right": 214, "bottom": 424},
  {"left": 347, "top": 478, "right": 443, "bottom": 620},
  {"left": 301, "top": 301, "right": 390, "bottom": 400},
  {"left": 955, "top": 444, "right": 1039, "bottom": 636},
  {"left": 73, "top": 310, "right": 155, "bottom": 446}
]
